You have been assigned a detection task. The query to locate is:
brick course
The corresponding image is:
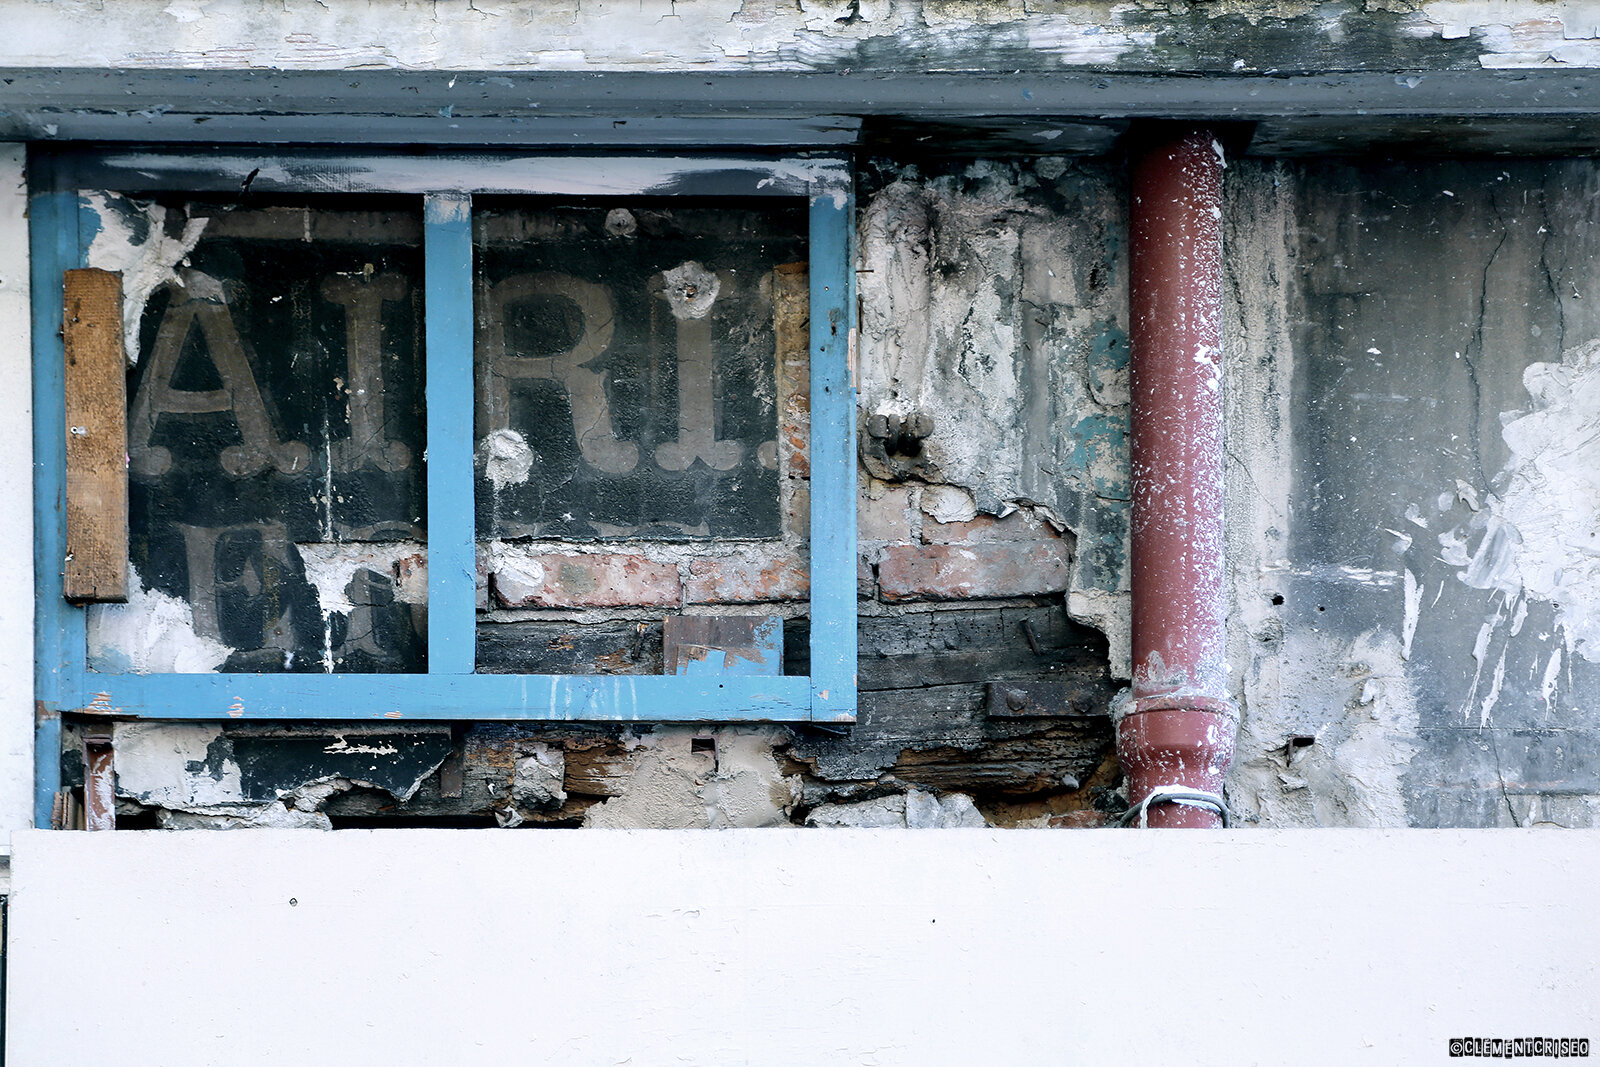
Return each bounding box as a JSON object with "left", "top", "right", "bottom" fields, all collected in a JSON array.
[
  {"left": 878, "top": 541, "right": 1072, "bottom": 601},
  {"left": 492, "top": 553, "right": 681, "bottom": 609}
]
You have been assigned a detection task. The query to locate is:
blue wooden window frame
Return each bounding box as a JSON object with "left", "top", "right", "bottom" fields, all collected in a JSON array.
[{"left": 31, "top": 150, "right": 857, "bottom": 817}]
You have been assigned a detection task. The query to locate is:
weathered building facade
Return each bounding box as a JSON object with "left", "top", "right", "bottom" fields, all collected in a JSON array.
[{"left": 2, "top": 0, "right": 1600, "bottom": 841}]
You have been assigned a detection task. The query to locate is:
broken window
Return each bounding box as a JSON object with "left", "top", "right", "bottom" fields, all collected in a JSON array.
[
  {"left": 89, "top": 199, "right": 427, "bottom": 674},
  {"left": 474, "top": 201, "right": 801, "bottom": 541},
  {"left": 33, "top": 150, "right": 856, "bottom": 732}
]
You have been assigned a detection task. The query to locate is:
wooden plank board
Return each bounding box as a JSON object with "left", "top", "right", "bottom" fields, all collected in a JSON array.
[
  {"left": 61, "top": 267, "right": 128, "bottom": 602},
  {"left": 985, "top": 679, "right": 1115, "bottom": 719}
]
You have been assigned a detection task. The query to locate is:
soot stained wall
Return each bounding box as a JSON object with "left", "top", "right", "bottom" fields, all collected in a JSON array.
[{"left": 1228, "top": 158, "right": 1600, "bottom": 828}]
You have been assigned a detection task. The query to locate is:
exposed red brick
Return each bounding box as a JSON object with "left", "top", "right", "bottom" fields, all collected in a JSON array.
[
  {"left": 492, "top": 553, "right": 680, "bottom": 609},
  {"left": 782, "top": 425, "right": 810, "bottom": 478},
  {"left": 858, "top": 557, "right": 875, "bottom": 598},
  {"left": 686, "top": 553, "right": 808, "bottom": 603},
  {"left": 773, "top": 262, "right": 811, "bottom": 481},
  {"left": 878, "top": 542, "right": 1072, "bottom": 602}
]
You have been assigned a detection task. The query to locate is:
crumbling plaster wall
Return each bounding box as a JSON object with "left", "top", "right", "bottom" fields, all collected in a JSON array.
[
  {"left": 0, "top": 0, "right": 1592, "bottom": 74},
  {"left": 71, "top": 153, "right": 1600, "bottom": 832},
  {"left": 857, "top": 158, "right": 1132, "bottom": 671},
  {"left": 73, "top": 157, "right": 1124, "bottom": 832},
  {"left": 1225, "top": 157, "right": 1600, "bottom": 827}
]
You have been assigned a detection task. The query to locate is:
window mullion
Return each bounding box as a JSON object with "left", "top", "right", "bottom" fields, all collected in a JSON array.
[
  {"left": 806, "top": 186, "right": 857, "bottom": 723},
  {"left": 423, "top": 193, "right": 478, "bottom": 676},
  {"left": 32, "top": 170, "right": 87, "bottom": 708}
]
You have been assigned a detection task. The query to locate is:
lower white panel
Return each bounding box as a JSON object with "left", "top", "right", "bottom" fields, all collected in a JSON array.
[{"left": 7, "top": 829, "right": 1598, "bottom": 1065}]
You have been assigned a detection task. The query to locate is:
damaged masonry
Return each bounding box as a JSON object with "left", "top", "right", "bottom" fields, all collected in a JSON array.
[
  {"left": 36, "top": 127, "right": 1600, "bottom": 832},
  {"left": 57, "top": 163, "right": 1128, "bottom": 830},
  {"left": 10, "top": 2, "right": 1600, "bottom": 1061}
]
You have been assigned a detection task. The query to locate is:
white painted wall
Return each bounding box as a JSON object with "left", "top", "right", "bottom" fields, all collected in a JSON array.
[
  {"left": 0, "top": 146, "right": 33, "bottom": 833},
  {"left": 8, "top": 829, "right": 1598, "bottom": 1065},
  {"left": 0, "top": 0, "right": 1593, "bottom": 73}
]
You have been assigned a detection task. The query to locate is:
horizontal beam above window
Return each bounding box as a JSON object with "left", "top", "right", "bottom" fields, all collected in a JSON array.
[
  {"left": 56, "top": 150, "right": 851, "bottom": 198},
  {"left": 70, "top": 673, "right": 821, "bottom": 722}
]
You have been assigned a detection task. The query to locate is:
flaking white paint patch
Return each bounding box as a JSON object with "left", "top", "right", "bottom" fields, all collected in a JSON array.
[
  {"left": 661, "top": 261, "right": 720, "bottom": 320},
  {"left": 112, "top": 722, "right": 243, "bottom": 808},
  {"left": 296, "top": 540, "right": 427, "bottom": 616},
  {"left": 1401, "top": 568, "right": 1422, "bottom": 660},
  {"left": 323, "top": 736, "right": 399, "bottom": 757},
  {"left": 478, "top": 428, "right": 534, "bottom": 489},
  {"left": 1541, "top": 645, "right": 1563, "bottom": 710},
  {"left": 86, "top": 565, "right": 233, "bottom": 673},
  {"left": 82, "top": 192, "right": 208, "bottom": 361},
  {"left": 1446, "top": 339, "right": 1600, "bottom": 661},
  {"left": 920, "top": 484, "right": 978, "bottom": 524}
]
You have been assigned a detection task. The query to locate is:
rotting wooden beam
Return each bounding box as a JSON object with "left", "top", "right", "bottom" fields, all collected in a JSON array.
[
  {"left": 82, "top": 732, "right": 115, "bottom": 832},
  {"left": 61, "top": 267, "right": 127, "bottom": 603}
]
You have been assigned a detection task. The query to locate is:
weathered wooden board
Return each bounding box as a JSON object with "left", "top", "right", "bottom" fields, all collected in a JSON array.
[
  {"left": 663, "top": 615, "right": 782, "bottom": 677},
  {"left": 476, "top": 620, "right": 664, "bottom": 675},
  {"left": 62, "top": 268, "right": 128, "bottom": 602},
  {"left": 985, "top": 679, "right": 1113, "bottom": 719}
]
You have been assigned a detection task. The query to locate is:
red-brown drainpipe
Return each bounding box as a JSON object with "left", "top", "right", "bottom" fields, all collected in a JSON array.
[{"left": 1118, "top": 126, "right": 1238, "bottom": 828}]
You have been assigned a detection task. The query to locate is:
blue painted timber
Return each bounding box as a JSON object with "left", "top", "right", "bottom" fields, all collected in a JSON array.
[
  {"left": 424, "top": 194, "right": 477, "bottom": 677},
  {"left": 29, "top": 160, "right": 77, "bottom": 825},
  {"left": 32, "top": 709, "right": 60, "bottom": 829},
  {"left": 806, "top": 186, "right": 858, "bottom": 722},
  {"left": 30, "top": 167, "right": 84, "bottom": 714},
  {"left": 31, "top": 156, "right": 858, "bottom": 734}
]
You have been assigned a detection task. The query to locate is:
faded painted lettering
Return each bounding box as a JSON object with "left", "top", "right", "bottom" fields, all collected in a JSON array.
[
  {"left": 130, "top": 276, "right": 312, "bottom": 479},
  {"left": 322, "top": 273, "right": 413, "bottom": 473}
]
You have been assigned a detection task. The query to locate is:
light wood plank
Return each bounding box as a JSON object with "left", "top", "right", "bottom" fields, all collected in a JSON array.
[{"left": 62, "top": 267, "right": 128, "bottom": 602}]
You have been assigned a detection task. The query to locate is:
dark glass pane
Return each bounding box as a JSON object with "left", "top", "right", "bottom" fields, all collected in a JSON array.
[
  {"left": 473, "top": 200, "right": 804, "bottom": 542},
  {"left": 89, "top": 199, "right": 427, "bottom": 674}
]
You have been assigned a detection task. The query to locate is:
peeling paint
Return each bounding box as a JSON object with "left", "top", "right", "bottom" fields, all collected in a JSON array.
[
  {"left": 479, "top": 428, "right": 535, "bottom": 489},
  {"left": 108, "top": 722, "right": 452, "bottom": 825},
  {"left": 113, "top": 723, "right": 244, "bottom": 810},
  {"left": 296, "top": 540, "right": 427, "bottom": 616},
  {"left": 1450, "top": 339, "right": 1600, "bottom": 662},
  {"left": 510, "top": 743, "right": 567, "bottom": 811},
  {"left": 81, "top": 192, "right": 208, "bottom": 362},
  {"left": 86, "top": 565, "right": 234, "bottom": 674}
]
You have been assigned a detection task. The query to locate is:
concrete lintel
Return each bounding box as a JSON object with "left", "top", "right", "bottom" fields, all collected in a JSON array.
[{"left": 4, "top": 68, "right": 1600, "bottom": 136}]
